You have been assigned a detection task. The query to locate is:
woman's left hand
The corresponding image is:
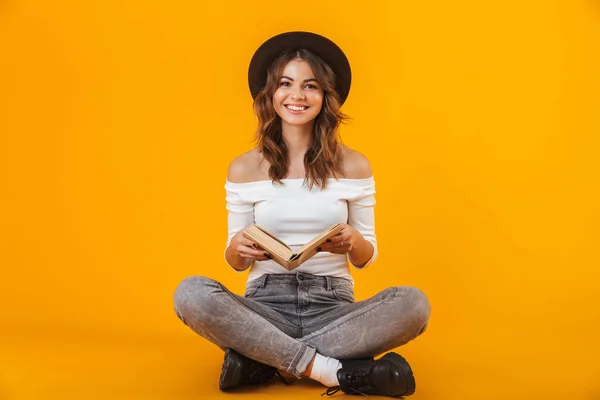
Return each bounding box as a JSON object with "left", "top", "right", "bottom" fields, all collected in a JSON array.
[{"left": 317, "top": 224, "right": 362, "bottom": 254}]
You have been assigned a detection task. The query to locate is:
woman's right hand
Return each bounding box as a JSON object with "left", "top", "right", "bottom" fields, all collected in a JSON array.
[{"left": 231, "top": 228, "right": 272, "bottom": 261}]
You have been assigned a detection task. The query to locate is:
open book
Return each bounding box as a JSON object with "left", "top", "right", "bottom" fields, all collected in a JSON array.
[{"left": 244, "top": 223, "right": 343, "bottom": 270}]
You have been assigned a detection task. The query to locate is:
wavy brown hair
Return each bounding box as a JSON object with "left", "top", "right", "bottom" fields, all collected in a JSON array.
[{"left": 253, "top": 49, "right": 350, "bottom": 190}]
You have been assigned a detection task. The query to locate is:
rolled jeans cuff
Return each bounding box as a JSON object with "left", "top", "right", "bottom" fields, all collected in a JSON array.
[{"left": 288, "top": 343, "right": 317, "bottom": 378}]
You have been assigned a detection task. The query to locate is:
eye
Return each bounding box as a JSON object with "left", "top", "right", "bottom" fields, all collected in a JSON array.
[
  {"left": 280, "top": 81, "right": 291, "bottom": 87},
  {"left": 305, "top": 84, "right": 318, "bottom": 89}
]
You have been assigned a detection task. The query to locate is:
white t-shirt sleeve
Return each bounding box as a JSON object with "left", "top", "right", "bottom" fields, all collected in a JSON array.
[
  {"left": 224, "top": 181, "right": 255, "bottom": 272},
  {"left": 347, "top": 178, "right": 378, "bottom": 269}
]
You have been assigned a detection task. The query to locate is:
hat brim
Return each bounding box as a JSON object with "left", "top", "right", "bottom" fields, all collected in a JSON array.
[{"left": 248, "top": 31, "right": 351, "bottom": 105}]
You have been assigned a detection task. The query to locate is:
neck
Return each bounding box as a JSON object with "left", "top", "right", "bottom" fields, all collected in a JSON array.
[{"left": 281, "top": 121, "right": 313, "bottom": 158}]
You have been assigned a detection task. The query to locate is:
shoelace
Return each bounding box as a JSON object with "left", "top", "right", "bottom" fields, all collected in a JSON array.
[
  {"left": 321, "top": 385, "right": 369, "bottom": 397},
  {"left": 321, "top": 372, "right": 370, "bottom": 397},
  {"left": 248, "top": 367, "right": 292, "bottom": 386},
  {"left": 322, "top": 386, "right": 343, "bottom": 396}
]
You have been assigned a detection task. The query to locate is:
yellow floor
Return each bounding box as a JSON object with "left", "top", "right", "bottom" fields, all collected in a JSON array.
[
  {"left": 3, "top": 321, "right": 598, "bottom": 400},
  {"left": 2, "top": 0, "right": 599, "bottom": 399}
]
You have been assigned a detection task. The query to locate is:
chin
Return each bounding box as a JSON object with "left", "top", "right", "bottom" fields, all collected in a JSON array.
[
  {"left": 282, "top": 118, "right": 316, "bottom": 127},
  {"left": 278, "top": 111, "right": 318, "bottom": 127}
]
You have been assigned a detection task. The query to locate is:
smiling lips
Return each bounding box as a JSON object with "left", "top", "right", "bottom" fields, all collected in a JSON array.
[{"left": 285, "top": 104, "right": 309, "bottom": 113}]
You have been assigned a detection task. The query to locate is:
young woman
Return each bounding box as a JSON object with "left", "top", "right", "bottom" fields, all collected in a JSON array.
[{"left": 174, "top": 31, "right": 431, "bottom": 397}]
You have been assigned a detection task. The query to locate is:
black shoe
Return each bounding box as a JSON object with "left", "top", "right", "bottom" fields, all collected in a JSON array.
[
  {"left": 219, "top": 348, "right": 289, "bottom": 391},
  {"left": 322, "top": 352, "right": 416, "bottom": 397}
]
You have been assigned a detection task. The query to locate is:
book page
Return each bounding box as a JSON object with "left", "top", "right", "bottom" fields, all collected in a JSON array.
[
  {"left": 294, "top": 224, "right": 343, "bottom": 255},
  {"left": 253, "top": 225, "right": 291, "bottom": 250},
  {"left": 290, "top": 246, "right": 319, "bottom": 269},
  {"left": 246, "top": 225, "right": 293, "bottom": 261}
]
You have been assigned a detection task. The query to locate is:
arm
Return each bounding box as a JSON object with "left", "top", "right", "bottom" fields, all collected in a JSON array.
[
  {"left": 348, "top": 235, "right": 376, "bottom": 269},
  {"left": 224, "top": 183, "right": 254, "bottom": 271},
  {"left": 347, "top": 178, "right": 378, "bottom": 268},
  {"left": 224, "top": 155, "right": 269, "bottom": 271},
  {"left": 320, "top": 151, "right": 378, "bottom": 268},
  {"left": 225, "top": 238, "right": 252, "bottom": 271}
]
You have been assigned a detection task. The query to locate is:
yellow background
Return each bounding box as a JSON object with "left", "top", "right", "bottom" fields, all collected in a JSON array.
[{"left": 1, "top": 1, "right": 599, "bottom": 399}]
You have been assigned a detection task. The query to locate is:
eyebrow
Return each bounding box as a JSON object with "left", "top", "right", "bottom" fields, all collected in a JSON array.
[{"left": 280, "top": 76, "right": 318, "bottom": 83}]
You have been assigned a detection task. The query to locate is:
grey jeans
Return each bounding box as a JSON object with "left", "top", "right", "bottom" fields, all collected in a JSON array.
[{"left": 173, "top": 272, "right": 430, "bottom": 378}]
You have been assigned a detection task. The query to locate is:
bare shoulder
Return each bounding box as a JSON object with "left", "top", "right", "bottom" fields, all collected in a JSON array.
[
  {"left": 341, "top": 145, "right": 373, "bottom": 179},
  {"left": 227, "top": 148, "right": 262, "bottom": 183}
]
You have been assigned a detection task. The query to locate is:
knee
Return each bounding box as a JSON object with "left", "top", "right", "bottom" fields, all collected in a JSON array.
[
  {"left": 391, "top": 286, "right": 431, "bottom": 335},
  {"left": 173, "top": 276, "right": 219, "bottom": 322}
]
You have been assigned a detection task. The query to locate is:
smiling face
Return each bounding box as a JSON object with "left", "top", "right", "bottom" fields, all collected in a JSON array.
[{"left": 272, "top": 59, "right": 324, "bottom": 130}]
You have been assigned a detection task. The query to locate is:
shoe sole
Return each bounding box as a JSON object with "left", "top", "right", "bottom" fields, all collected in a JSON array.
[{"left": 380, "top": 352, "right": 416, "bottom": 396}]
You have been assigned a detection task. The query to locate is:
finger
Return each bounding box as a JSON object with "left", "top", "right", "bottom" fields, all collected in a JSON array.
[
  {"left": 239, "top": 248, "right": 270, "bottom": 261},
  {"left": 320, "top": 238, "right": 345, "bottom": 250},
  {"left": 322, "top": 247, "right": 343, "bottom": 254},
  {"left": 242, "top": 231, "right": 261, "bottom": 243},
  {"left": 324, "top": 237, "right": 350, "bottom": 249},
  {"left": 241, "top": 238, "right": 260, "bottom": 249},
  {"left": 319, "top": 243, "right": 344, "bottom": 252},
  {"left": 323, "top": 240, "right": 352, "bottom": 253},
  {"left": 327, "top": 234, "right": 350, "bottom": 244},
  {"left": 246, "top": 246, "right": 272, "bottom": 260},
  {"left": 326, "top": 235, "right": 341, "bottom": 244}
]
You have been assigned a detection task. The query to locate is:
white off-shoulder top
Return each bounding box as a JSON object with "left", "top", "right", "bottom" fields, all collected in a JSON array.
[{"left": 224, "top": 176, "right": 378, "bottom": 284}]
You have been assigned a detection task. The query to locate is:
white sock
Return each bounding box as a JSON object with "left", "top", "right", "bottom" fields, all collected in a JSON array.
[{"left": 308, "top": 353, "right": 342, "bottom": 387}]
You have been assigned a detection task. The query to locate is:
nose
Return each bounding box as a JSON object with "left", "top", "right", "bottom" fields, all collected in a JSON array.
[{"left": 290, "top": 87, "right": 305, "bottom": 100}]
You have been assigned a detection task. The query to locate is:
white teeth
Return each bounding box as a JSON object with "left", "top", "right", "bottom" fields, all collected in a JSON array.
[{"left": 286, "top": 105, "right": 307, "bottom": 111}]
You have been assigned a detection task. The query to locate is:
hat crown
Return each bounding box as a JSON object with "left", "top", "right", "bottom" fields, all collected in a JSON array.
[{"left": 248, "top": 31, "right": 352, "bottom": 105}]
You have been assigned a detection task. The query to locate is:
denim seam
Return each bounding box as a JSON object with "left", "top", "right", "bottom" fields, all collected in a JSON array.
[
  {"left": 288, "top": 342, "right": 316, "bottom": 377},
  {"left": 217, "top": 282, "right": 309, "bottom": 372},
  {"left": 331, "top": 288, "right": 354, "bottom": 303},
  {"left": 301, "top": 309, "right": 356, "bottom": 329},
  {"left": 221, "top": 283, "right": 298, "bottom": 329},
  {"left": 288, "top": 342, "right": 307, "bottom": 376},
  {"left": 299, "top": 287, "right": 397, "bottom": 343}
]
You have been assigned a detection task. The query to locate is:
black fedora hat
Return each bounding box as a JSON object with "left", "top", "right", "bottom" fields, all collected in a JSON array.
[{"left": 248, "top": 31, "right": 352, "bottom": 105}]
